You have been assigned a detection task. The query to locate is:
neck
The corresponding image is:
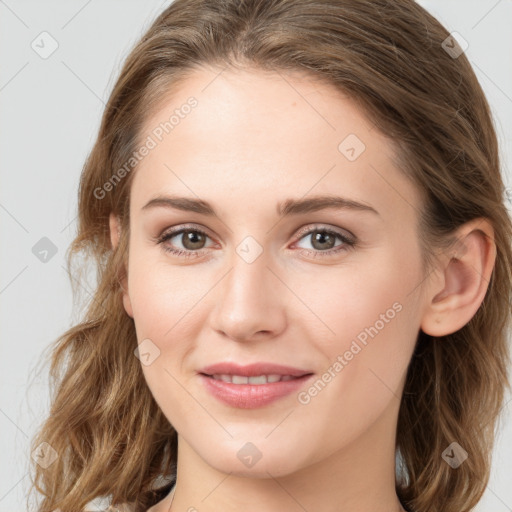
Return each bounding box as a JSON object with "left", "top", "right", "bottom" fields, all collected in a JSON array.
[{"left": 165, "top": 397, "right": 406, "bottom": 512}]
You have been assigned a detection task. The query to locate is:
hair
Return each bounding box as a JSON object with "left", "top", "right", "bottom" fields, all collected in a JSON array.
[{"left": 28, "top": 1, "right": 512, "bottom": 511}]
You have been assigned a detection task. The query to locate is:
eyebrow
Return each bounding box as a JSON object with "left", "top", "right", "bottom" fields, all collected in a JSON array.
[{"left": 141, "top": 194, "right": 380, "bottom": 217}]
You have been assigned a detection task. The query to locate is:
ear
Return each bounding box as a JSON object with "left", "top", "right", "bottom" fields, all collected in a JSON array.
[
  {"left": 109, "top": 212, "right": 134, "bottom": 318},
  {"left": 420, "top": 218, "right": 496, "bottom": 337}
]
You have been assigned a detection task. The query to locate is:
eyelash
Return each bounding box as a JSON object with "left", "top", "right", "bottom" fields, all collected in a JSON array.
[{"left": 154, "top": 223, "right": 357, "bottom": 260}]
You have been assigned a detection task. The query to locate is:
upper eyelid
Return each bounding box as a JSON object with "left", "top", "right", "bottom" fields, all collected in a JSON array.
[
  {"left": 160, "top": 223, "right": 215, "bottom": 241},
  {"left": 159, "top": 223, "right": 355, "bottom": 245},
  {"left": 294, "top": 223, "right": 355, "bottom": 240}
]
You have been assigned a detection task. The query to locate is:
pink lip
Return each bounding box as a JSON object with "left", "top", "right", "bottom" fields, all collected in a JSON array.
[
  {"left": 199, "top": 362, "right": 312, "bottom": 377},
  {"left": 197, "top": 362, "right": 314, "bottom": 409},
  {"left": 199, "top": 373, "right": 314, "bottom": 409}
]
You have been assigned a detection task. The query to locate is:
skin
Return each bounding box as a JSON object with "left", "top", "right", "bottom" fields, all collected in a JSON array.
[{"left": 109, "top": 66, "right": 496, "bottom": 512}]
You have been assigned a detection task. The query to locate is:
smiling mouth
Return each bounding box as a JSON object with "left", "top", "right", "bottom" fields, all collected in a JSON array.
[{"left": 199, "top": 372, "right": 315, "bottom": 408}]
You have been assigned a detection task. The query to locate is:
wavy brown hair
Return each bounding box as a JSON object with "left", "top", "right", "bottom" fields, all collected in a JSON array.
[{"left": 28, "top": 1, "right": 512, "bottom": 511}]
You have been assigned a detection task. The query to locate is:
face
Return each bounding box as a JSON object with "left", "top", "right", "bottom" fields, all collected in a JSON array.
[{"left": 116, "top": 66, "right": 428, "bottom": 478}]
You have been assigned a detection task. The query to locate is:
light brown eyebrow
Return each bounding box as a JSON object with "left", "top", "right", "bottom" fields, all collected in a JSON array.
[
  {"left": 277, "top": 195, "right": 379, "bottom": 217},
  {"left": 141, "top": 194, "right": 380, "bottom": 217}
]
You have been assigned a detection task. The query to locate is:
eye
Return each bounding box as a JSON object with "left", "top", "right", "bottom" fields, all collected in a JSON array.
[
  {"left": 292, "top": 225, "right": 356, "bottom": 258},
  {"left": 153, "top": 223, "right": 356, "bottom": 259},
  {"left": 154, "top": 225, "right": 215, "bottom": 259}
]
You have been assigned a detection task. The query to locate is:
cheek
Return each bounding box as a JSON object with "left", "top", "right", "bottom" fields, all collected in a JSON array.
[
  {"left": 297, "top": 244, "right": 422, "bottom": 391},
  {"left": 289, "top": 258, "right": 420, "bottom": 452},
  {"left": 127, "top": 253, "right": 200, "bottom": 416},
  {"left": 127, "top": 249, "right": 205, "bottom": 338},
  {"left": 298, "top": 245, "right": 421, "bottom": 342},
  {"left": 126, "top": 251, "right": 211, "bottom": 404}
]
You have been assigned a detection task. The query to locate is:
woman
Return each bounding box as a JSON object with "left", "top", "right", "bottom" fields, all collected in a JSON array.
[{"left": 29, "top": 1, "right": 512, "bottom": 511}]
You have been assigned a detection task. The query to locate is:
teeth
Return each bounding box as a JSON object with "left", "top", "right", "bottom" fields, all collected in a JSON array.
[
  {"left": 211, "top": 374, "right": 295, "bottom": 384},
  {"left": 247, "top": 375, "right": 266, "bottom": 385}
]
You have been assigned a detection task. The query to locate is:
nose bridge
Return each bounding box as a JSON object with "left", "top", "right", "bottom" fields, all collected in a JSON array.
[
  {"left": 210, "top": 240, "right": 285, "bottom": 340},
  {"left": 227, "top": 244, "right": 270, "bottom": 302}
]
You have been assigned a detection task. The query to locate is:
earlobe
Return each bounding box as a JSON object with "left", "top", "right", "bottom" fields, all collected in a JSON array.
[
  {"left": 108, "top": 212, "right": 134, "bottom": 318},
  {"left": 420, "top": 218, "right": 496, "bottom": 337}
]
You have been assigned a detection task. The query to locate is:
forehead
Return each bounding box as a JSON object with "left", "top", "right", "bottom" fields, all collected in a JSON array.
[
  {"left": 141, "top": 66, "right": 376, "bottom": 153},
  {"left": 131, "top": 67, "right": 420, "bottom": 221}
]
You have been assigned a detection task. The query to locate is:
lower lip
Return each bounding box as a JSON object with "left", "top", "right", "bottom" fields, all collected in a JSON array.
[{"left": 199, "top": 374, "right": 314, "bottom": 409}]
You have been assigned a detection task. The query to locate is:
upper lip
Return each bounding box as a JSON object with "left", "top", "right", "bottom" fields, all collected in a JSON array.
[{"left": 199, "top": 362, "right": 313, "bottom": 378}]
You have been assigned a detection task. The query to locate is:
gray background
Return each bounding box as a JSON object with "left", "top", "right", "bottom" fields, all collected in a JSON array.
[{"left": 1, "top": 1, "right": 511, "bottom": 511}]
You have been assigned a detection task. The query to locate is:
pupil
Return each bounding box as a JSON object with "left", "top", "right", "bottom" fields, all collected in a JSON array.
[
  {"left": 183, "top": 230, "right": 205, "bottom": 250},
  {"left": 312, "top": 231, "right": 335, "bottom": 250}
]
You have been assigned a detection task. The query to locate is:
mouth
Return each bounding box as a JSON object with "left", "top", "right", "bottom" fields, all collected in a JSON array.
[
  {"left": 198, "top": 365, "right": 315, "bottom": 408},
  {"left": 197, "top": 362, "right": 315, "bottom": 408},
  {"left": 200, "top": 373, "right": 311, "bottom": 384}
]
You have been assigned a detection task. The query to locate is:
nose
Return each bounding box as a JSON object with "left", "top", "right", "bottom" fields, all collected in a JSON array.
[{"left": 209, "top": 248, "right": 287, "bottom": 342}]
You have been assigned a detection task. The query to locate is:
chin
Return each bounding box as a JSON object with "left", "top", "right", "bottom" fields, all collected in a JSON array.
[
  {"left": 212, "top": 458, "right": 299, "bottom": 479},
  {"left": 197, "top": 438, "right": 310, "bottom": 479}
]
